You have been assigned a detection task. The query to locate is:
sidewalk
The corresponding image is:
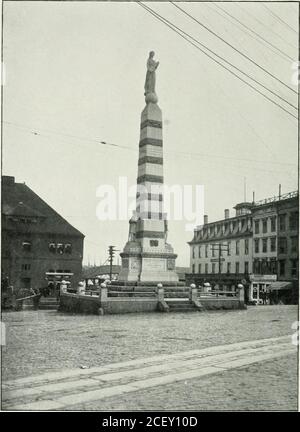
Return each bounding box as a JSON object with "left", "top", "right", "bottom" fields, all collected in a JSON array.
[{"left": 2, "top": 335, "right": 297, "bottom": 411}]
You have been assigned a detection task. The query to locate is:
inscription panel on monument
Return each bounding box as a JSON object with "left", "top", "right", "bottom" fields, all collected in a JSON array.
[{"left": 143, "top": 258, "right": 166, "bottom": 271}]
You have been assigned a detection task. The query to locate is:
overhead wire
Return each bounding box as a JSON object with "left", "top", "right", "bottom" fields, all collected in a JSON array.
[
  {"left": 137, "top": 2, "right": 298, "bottom": 119},
  {"left": 211, "top": 3, "right": 295, "bottom": 63},
  {"left": 170, "top": 2, "right": 297, "bottom": 94}
]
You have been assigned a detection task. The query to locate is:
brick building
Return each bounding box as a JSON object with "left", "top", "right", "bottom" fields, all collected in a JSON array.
[
  {"left": 187, "top": 203, "right": 253, "bottom": 294},
  {"left": 188, "top": 191, "right": 299, "bottom": 304},
  {"left": 1, "top": 176, "right": 84, "bottom": 294}
]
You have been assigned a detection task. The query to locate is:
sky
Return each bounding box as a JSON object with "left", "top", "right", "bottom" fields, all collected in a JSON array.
[{"left": 2, "top": 1, "right": 299, "bottom": 266}]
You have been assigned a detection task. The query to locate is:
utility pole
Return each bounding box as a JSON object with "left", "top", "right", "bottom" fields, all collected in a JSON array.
[
  {"left": 211, "top": 243, "right": 230, "bottom": 274},
  {"left": 108, "top": 246, "right": 117, "bottom": 281}
]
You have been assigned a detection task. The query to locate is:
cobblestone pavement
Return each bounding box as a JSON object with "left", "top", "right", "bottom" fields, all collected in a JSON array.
[
  {"left": 1, "top": 305, "right": 298, "bottom": 411},
  {"left": 71, "top": 353, "right": 298, "bottom": 411}
]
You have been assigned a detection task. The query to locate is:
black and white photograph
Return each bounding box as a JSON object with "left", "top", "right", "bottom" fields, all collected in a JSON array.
[{"left": 0, "top": 0, "right": 299, "bottom": 415}]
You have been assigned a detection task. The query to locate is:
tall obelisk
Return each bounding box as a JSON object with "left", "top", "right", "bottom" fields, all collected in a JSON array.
[{"left": 119, "top": 52, "right": 178, "bottom": 284}]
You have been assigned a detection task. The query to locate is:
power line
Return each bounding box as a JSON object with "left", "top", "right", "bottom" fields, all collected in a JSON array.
[
  {"left": 169, "top": 3, "right": 297, "bottom": 111},
  {"left": 137, "top": 2, "right": 298, "bottom": 120},
  {"left": 4, "top": 120, "right": 297, "bottom": 169},
  {"left": 262, "top": 3, "right": 298, "bottom": 35},
  {"left": 237, "top": 3, "right": 297, "bottom": 51},
  {"left": 171, "top": 2, "right": 297, "bottom": 94},
  {"left": 210, "top": 3, "right": 294, "bottom": 62}
]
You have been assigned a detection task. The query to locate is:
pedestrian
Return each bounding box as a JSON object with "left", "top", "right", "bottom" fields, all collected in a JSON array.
[
  {"left": 261, "top": 290, "right": 267, "bottom": 305},
  {"left": 32, "top": 287, "right": 41, "bottom": 310}
]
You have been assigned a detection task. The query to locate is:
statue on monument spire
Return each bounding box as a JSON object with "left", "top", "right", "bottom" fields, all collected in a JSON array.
[{"left": 144, "top": 51, "right": 159, "bottom": 104}]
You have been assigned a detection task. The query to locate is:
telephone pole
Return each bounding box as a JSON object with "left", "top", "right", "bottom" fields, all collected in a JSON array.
[
  {"left": 108, "top": 246, "right": 117, "bottom": 281},
  {"left": 210, "top": 243, "right": 230, "bottom": 274}
]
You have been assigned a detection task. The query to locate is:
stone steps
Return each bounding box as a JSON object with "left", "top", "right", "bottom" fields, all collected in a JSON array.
[
  {"left": 166, "top": 300, "right": 199, "bottom": 312},
  {"left": 38, "top": 297, "right": 59, "bottom": 310},
  {"left": 108, "top": 292, "right": 156, "bottom": 298}
]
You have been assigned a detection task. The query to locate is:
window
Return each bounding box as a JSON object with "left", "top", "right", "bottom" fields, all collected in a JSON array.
[
  {"left": 205, "top": 263, "right": 208, "bottom": 273},
  {"left": 236, "top": 240, "right": 240, "bottom": 255},
  {"left": 278, "top": 237, "right": 287, "bottom": 254},
  {"left": 262, "top": 219, "right": 267, "bottom": 234},
  {"left": 291, "top": 260, "right": 298, "bottom": 278},
  {"left": 270, "top": 259, "right": 277, "bottom": 274},
  {"left": 212, "top": 246, "right": 216, "bottom": 258},
  {"left": 198, "top": 263, "right": 201, "bottom": 274},
  {"left": 289, "top": 212, "right": 298, "bottom": 231},
  {"left": 235, "top": 262, "right": 239, "bottom": 274},
  {"left": 65, "top": 243, "right": 72, "bottom": 254},
  {"left": 244, "top": 261, "right": 249, "bottom": 274},
  {"left": 22, "top": 241, "right": 32, "bottom": 252},
  {"left": 205, "top": 245, "right": 208, "bottom": 258},
  {"left": 254, "top": 239, "right": 259, "bottom": 253},
  {"left": 198, "top": 246, "right": 201, "bottom": 258},
  {"left": 192, "top": 247, "right": 195, "bottom": 259},
  {"left": 49, "top": 243, "right": 56, "bottom": 253},
  {"left": 245, "top": 239, "right": 249, "bottom": 255},
  {"left": 262, "top": 238, "right": 268, "bottom": 253},
  {"left": 212, "top": 263, "right": 216, "bottom": 274},
  {"left": 291, "top": 236, "right": 298, "bottom": 254},
  {"left": 227, "top": 242, "right": 231, "bottom": 256},
  {"left": 253, "top": 259, "right": 260, "bottom": 274},
  {"left": 279, "top": 214, "right": 286, "bottom": 231},
  {"left": 150, "top": 240, "right": 158, "bottom": 247},
  {"left": 21, "top": 264, "right": 31, "bottom": 271},
  {"left": 227, "top": 262, "right": 231, "bottom": 273},
  {"left": 261, "top": 259, "right": 267, "bottom": 274},
  {"left": 270, "top": 237, "right": 276, "bottom": 252},
  {"left": 254, "top": 220, "right": 260, "bottom": 234},
  {"left": 270, "top": 216, "right": 276, "bottom": 232},
  {"left": 279, "top": 260, "right": 285, "bottom": 276},
  {"left": 192, "top": 264, "right": 195, "bottom": 274},
  {"left": 57, "top": 243, "right": 64, "bottom": 254}
]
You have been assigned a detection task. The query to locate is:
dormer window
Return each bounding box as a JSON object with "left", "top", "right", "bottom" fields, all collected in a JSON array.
[
  {"left": 22, "top": 241, "right": 32, "bottom": 252},
  {"left": 49, "top": 243, "right": 56, "bottom": 253},
  {"left": 57, "top": 244, "right": 64, "bottom": 254},
  {"left": 65, "top": 243, "right": 72, "bottom": 254}
]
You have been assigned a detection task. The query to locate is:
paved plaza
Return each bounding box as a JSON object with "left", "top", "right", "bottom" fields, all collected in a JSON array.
[{"left": 1, "top": 305, "right": 299, "bottom": 411}]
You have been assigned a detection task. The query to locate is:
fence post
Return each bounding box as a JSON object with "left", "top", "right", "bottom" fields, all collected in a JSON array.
[
  {"left": 157, "top": 283, "right": 164, "bottom": 302},
  {"left": 99, "top": 283, "right": 108, "bottom": 302},
  {"left": 157, "top": 283, "right": 169, "bottom": 312},
  {"left": 189, "top": 284, "right": 197, "bottom": 302}
]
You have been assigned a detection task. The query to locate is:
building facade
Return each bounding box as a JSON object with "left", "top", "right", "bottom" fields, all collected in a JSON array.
[
  {"left": 1, "top": 176, "right": 84, "bottom": 294},
  {"left": 188, "top": 191, "right": 299, "bottom": 304},
  {"left": 277, "top": 195, "right": 299, "bottom": 292},
  {"left": 188, "top": 203, "right": 253, "bottom": 294}
]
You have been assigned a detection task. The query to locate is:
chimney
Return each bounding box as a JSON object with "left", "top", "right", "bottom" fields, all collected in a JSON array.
[
  {"left": 224, "top": 209, "right": 229, "bottom": 219},
  {"left": 279, "top": 184, "right": 282, "bottom": 200},
  {"left": 204, "top": 215, "right": 208, "bottom": 225}
]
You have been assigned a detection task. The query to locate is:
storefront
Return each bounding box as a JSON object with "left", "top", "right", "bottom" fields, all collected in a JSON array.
[
  {"left": 45, "top": 271, "right": 73, "bottom": 296},
  {"left": 249, "top": 274, "right": 277, "bottom": 304}
]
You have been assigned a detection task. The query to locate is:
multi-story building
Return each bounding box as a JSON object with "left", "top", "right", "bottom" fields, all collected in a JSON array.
[
  {"left": 1, "top": 176, "right": 84, "bottom": 295},
  {"left": 250, "top": 191, "right": 298, "bottom": 303},
  {"left": 187, "top": 191, "right": 298, "bottom": 304},
  {"left": 276, "top": 193, "right": 298, "bottom": 300},
  {"left": 250, "top": 201, "right": 278, "bottom": 302},
  {"left": 187, "top": 203, "right": 253, "bottom": 294}
]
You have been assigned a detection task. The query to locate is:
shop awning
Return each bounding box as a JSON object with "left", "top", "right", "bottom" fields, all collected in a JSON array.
[{"left": 268, "top": 282, "right": 292, "bottom": 291}]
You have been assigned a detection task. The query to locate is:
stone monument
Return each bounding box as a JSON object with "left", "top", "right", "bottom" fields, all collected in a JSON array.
[{"left": 119, "top": 52, "right": 179, "bottom": 283}]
